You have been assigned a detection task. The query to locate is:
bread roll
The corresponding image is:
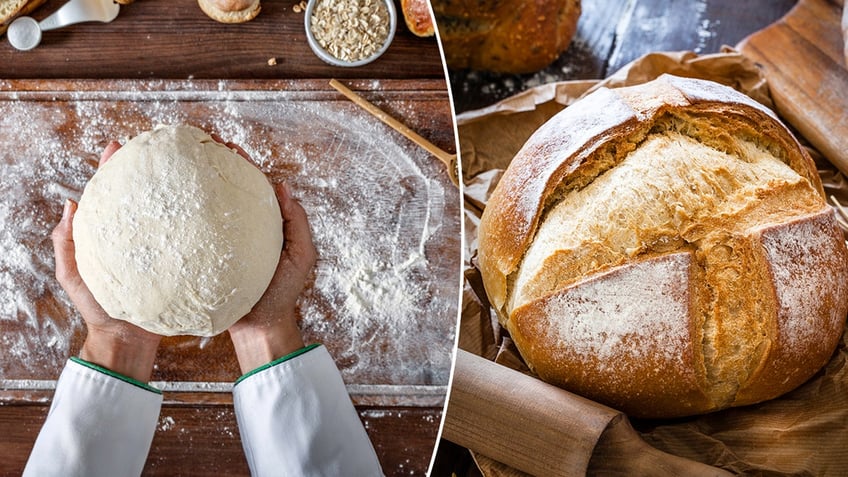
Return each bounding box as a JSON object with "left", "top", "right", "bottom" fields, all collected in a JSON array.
[
  {"left": 198, "top": 0, "right": 260, "bottom": 23},
  {"left": 0, "top": 0, "right": 27, "bottom": 25},
  {"left": 402, "top": 0, "right": 434, "bottom": 37},
  {"left": 0, "top": 0, "right": 45, "bottom": 35},
  {"left": 432, "top": 0, "right": 580, "bottom": 74},
  {"left": 478, "top": 75, "right": 848, "bottom": 418}
]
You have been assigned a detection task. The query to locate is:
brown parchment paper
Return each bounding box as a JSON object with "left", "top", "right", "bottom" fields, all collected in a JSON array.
[{"left": 458, "top": 49, "right": 848, "bottom": 476}]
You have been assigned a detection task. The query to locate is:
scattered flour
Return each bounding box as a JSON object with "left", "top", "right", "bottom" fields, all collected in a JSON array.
[
  {"left": 158, "top": 415, "right": 176, "bottom": 432},
  {"left": 0, "top": 102, "right": 89, "bottom": 375},
  {"left": 0, "top": 82, "right": 459, "bottom": 387}
]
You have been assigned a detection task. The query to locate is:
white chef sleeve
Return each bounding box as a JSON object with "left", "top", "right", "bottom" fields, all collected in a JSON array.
[
  {"left": 23, "top": 357, "right": 163, "bottom": 477},
  {"left": 233, "top": 344, "right": 384, "bottom": 477}
]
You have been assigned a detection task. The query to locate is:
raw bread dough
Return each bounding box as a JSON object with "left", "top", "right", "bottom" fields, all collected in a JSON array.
[{"left": 73, "top": 125, "right": 283, "bottom": 336}]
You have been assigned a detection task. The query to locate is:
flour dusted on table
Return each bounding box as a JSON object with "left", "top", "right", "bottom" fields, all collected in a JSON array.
[
  {"left": 0, "top": 82, "right": 458, "bottom": 386},
  {"left": 0, "top": 101, "right": 87, "bottom": 371}
]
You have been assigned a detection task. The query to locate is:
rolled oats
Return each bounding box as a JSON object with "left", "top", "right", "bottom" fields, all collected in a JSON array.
[{"left": 310, "top": 0, "right": 390, "bottom": 62}]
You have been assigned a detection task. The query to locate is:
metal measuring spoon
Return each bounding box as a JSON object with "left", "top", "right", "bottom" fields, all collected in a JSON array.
[{"left": 7, "top": 0, "right": 120, "bottom": 51}]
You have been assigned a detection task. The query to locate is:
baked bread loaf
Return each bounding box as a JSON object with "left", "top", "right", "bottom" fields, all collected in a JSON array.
[
  {"left": 0, "top": 0, "right": 45, "bottom": 35},
  {"left": 478, "top": 75, "right": 848, "bottom": 418},
  {"left": 401, "top": 0, "right": 434, "bottom": 37},
  {"left": 198, "top": 0, "right": 260, "bottom": 23},
  {"left": 432, "top": 0, "right": 580, "bottom": 74}
]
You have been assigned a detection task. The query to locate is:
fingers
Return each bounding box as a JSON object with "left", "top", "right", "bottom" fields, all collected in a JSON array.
[
  {"left": 210, "top": 132, "right": 251, "bottom": 161},
  {"left": 52, "top": 199, "right": 110, "bottom": 323},
  {"left": 99, "top": 140, "right": 122, "bottom": 167},
  {"left": 276, "top": 182, "right": 317, "bottom": 275}
]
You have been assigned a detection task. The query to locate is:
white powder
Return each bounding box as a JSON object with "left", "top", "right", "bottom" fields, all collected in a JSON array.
[
  {"left": 158, "top": 415, "right": 175, "bottom": 432},
  {"left": 0, "top": 102, "right": 88, "bottom": 374},
  {"left": 0, "top": 82, "right": 459, "bottom": 387},
  {"left": 760, "top": 210, "right": 848, "bottom": 358},
  {"left": 535, "top": 252, "right": 690, "bottom": 372}
]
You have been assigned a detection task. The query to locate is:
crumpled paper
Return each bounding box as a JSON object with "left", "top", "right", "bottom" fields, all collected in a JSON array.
[{"left": 458, "top": 49, "right": 848, "bottom": 476}]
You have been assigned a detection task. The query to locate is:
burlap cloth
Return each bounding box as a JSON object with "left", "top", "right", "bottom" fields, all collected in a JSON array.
[{"left": 458, "top": 49, "right": 848, "bottom": 476}]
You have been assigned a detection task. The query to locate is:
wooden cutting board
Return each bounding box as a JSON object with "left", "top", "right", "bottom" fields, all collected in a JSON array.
[
  {"left": 738, "top": 0, "right": 848, "bottom": 174},
  {"left": 0, "top": 78, "right": 459, "bottom": 476}
]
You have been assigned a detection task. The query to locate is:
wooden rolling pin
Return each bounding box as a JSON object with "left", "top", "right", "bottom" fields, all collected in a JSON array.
[
  {"left": 443, "top": 349, "right": 732, "bottom": 476},
  {"left": 737, "top": 0, "right": 848, "bottom": 174}
]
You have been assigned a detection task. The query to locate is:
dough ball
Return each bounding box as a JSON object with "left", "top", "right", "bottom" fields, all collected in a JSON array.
[{"left": 73, "top": 125, "right": 283, "bottom": 336}]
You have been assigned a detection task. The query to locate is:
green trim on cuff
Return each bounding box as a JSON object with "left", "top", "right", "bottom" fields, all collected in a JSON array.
[
  {"left": 234, "top": 343, "right": 321, "bottom": 386},
  {"left": 70, "top": 356, "right": 162, "bottom": 395}
]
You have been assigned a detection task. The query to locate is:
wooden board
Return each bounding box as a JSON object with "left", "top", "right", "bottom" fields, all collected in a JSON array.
[
  {"left": 738, "top": 0, "right": 848, "bottom": 174},
  {"left": 0, "top": 78, "right": 459, "bottom": 476}
]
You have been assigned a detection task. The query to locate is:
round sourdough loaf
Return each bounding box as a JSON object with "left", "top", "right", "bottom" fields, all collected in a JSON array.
[{"left": 478, "top": 74, "right": 848, "bottom": 418}]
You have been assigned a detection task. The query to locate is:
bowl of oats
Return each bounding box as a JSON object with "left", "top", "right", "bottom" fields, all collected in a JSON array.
[{"left": 304, "top": 0, "right": 396, "bottom": 67}]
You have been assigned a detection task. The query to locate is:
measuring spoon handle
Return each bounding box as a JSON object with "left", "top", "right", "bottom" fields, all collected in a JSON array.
[{"left": 39, "top": 0, "right": 120, "bottom": 32}]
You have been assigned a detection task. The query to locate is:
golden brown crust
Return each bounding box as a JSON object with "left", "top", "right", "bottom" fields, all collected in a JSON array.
[
  {"left": 733, "top": 210, "right": 848, "bottom": 406},
  {"left": 401, "top": 0, "right": 434, "bottom": 37},
  {"left": 478, "top": 75, "right": 845, "bottom": 418},
  {"left": 432, "top": 0, "right": 581, "bottom": 73},
  {"left": 510, "top": 252, "right": 714, "bottom": 418},
  {"left": 197, "top": 0, "right": 260, "bottom": 23},
  {"left": 479, "top": 75, "right": 823, "bottom": 321}
]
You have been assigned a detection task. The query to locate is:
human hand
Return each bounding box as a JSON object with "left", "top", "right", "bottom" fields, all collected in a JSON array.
[
  {"left": 228, "top": 181, "right": 318, "bottom": 374},
  {"left": 53, "top": 141, "right": 161, "bottom": 382}
]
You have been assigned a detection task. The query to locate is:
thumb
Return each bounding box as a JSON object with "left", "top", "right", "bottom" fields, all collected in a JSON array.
[
  {"left": 52, "top": 200, "right": 107, "bottom": 320},
  {"left": 52, "top": 199, "right": 82, "bottom": 291},
  {"left": 276, "top": 183, "right": 317, "bottom": 276}
]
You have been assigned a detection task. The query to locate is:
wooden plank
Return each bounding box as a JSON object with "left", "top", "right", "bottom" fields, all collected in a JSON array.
[
  {"left": 781, "top": 0, "right": 845, "bottom": 64},
  {"left": 0, "top": 0, "right": 444, "bottom": 79},
  {"left": 446, "top": 0, "right": 796, "bottom": 113},
  {"left": 0, "top": 405, "right": 441, "bottom": 476},
  {"left": 738, "top": 0, "right": 848, "bottom": 174},
  {"left": 606, "top": 0, "right": 797, "bottom": 72}
]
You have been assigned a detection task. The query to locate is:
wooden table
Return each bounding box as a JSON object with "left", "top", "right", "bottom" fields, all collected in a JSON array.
[
  {"left": 0, "top": 0, "right": 445, "bottom": 79},
  {"left": 449, "top": 0, "right": 798, "bottom": 113},
  {"left": 0, "top": 3, "right": 455, "bottom": 476}
]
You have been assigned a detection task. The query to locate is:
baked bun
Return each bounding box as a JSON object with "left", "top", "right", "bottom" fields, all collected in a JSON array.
[
  {"left": 432, "top": 0, "right": 580, "bottom": 73},
  {"left": 401, "top": 0, "right": 434, "bottom": 37},
  {"left": 198, "top": 0, "right": 260, "bottom": 23},
  {"left": 1, "top": 0, "right": 45, "bottom": 34},
  {"left": 478, "top": 75, "right": 848, "bottom": 418}
]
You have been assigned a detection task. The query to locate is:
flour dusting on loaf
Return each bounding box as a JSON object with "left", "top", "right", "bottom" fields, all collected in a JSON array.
[
  {"left": 478, "top": 75, "right": 848, "bottom": 418},
  {"left": 523, "top": 253, "right": 691, "bottom": 368},
  {"left": 759, "top": 212, "right": 848, "bottom": 360}
]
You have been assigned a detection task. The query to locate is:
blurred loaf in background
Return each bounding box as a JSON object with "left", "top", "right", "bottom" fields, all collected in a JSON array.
[{"left": 431, "top": 0, "right": 581, "bottom": 73}]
